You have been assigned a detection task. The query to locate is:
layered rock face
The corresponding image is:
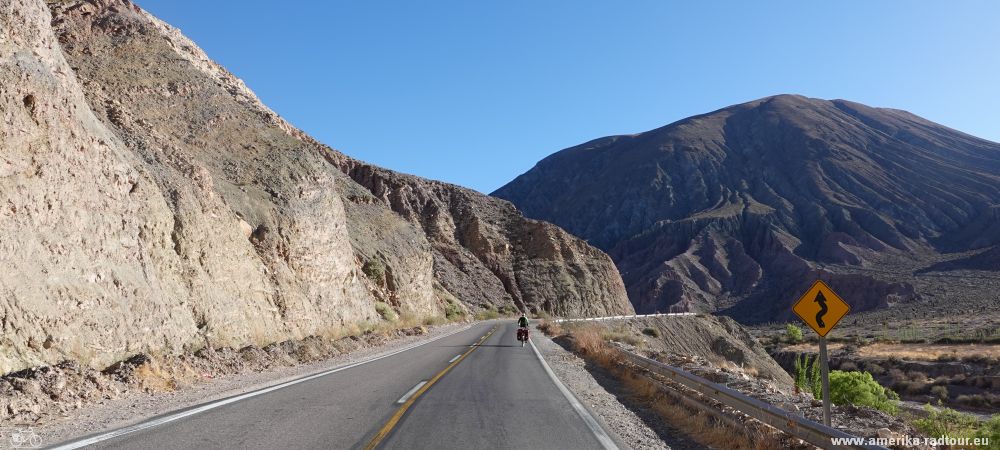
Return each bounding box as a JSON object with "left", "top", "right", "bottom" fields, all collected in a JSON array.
[
  {"left": 330, "top": 156, "right": 630, "bottom": 317},
  {"left": 495, "top": 95, "right": 1000, "bottom": 320},
  {"left": 0, "top": 0, "right": 631, "bottom": 374}
]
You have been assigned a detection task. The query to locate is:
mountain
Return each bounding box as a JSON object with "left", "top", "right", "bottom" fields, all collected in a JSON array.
[
  {"left": 0, "top": 0, "right": 631, "bottom": 375},
  {"left": 494, "top": 95, "right": 1000, "bottom": 320}
]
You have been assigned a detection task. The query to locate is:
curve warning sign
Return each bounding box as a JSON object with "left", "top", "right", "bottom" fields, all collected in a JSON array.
[{"left": 792, "top": 280, "right": 850, "bottom": 337}]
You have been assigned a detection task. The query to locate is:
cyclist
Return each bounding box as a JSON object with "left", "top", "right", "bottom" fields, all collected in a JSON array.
[{"left": 516, "top": 313, "right": 530, "bottom": 345}]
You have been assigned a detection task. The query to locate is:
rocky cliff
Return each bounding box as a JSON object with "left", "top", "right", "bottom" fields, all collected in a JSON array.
[
  {"left": 0, "top": 0, "right": 631, "bottom": 375},
  {"left": 495, "top": 95, "right": 1000, "bottom": 320}
]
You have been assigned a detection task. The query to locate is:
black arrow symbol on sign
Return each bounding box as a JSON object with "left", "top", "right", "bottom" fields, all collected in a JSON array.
[{"left": 814, "top": 291, "right": 828, "bottom": 328}]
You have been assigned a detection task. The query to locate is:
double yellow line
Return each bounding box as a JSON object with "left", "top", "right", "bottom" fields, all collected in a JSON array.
[{"left": 364, "top": 325, "right": 498, "bottom": 450}]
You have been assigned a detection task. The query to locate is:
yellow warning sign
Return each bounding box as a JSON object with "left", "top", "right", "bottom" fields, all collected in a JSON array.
[{"left": 792, "top": 280, "right": 850, "bottom": 337}]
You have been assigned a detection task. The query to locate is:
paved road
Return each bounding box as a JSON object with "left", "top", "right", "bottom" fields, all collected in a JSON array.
[{"left": 54, "top": 322, "right": 617, "bottom": 450}]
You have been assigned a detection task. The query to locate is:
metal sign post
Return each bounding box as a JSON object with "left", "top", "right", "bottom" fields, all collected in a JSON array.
[
  {"left": 793, "top": 280, "right": 850, "bottom": 429},
  {"left": 818, "top": 336, "right": 831, "bottom": 426}
]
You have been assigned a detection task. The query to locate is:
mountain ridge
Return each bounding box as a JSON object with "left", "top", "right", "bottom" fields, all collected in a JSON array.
[{"left": 494, "top": 94, "right": 1000, "bottom": 320}]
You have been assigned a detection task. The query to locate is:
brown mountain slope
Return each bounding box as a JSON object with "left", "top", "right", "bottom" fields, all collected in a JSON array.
[
  {"left": 494, "top": 95, "right": 1000, "bottom": 320},
  {"left": 0, "top": 0, "right": 630, "bottom": 375}
]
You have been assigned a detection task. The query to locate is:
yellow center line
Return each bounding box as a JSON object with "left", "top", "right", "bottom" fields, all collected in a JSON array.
[{"left": 363, "top": 325, "right": 499, "bottom": 450}]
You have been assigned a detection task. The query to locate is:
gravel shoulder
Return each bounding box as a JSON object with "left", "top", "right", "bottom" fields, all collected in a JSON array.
[
  {"left": 21, "top": 322, "right": 470, "bottom": 447},
  {"left": 531, "top": 324, "right": 700, "bottom": 450}
]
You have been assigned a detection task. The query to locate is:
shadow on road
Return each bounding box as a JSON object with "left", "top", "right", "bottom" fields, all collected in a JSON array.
[{"left": 550, "top": 336, "right": 705, "bottom": 450}]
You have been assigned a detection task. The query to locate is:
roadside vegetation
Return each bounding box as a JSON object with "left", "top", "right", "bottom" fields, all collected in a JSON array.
[
  {"left": 538, "top": 321, "right": 791, "bottom": 450},
  {"left": 474, "top": 309, "right": 500, "bottom": 320},
  {"left": 374, "top": 301, "right": 398, "bottom": 322},
  {"left": 794, "top": 354, "right": 899, "bottom": 414},
  {"left": 472, "top": 303, "right": 521, "bottom": 321},
  {"left": 785, "top": 324, "right": 803, "bottom": 343},
  {"left": 913, "top": 408, "right": 1000, "bottom": 449},
  {"left": 775, "top": 320, "right": 1000, "bottom": 447}
]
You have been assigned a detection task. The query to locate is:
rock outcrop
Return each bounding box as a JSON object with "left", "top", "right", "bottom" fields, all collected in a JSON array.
[
  {"left": 330, "top": 156, "right": 630, "bottom": 317},
  {"left": 494, "top": 95, "right": 1000, "bottom": 320},
  {"left": 0, "top": 0, "right": 631, "bottom": 375}
]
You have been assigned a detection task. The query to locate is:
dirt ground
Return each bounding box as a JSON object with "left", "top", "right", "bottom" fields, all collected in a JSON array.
[{"left": 781, "top": 342, "right": 1000, "bottom": 361}]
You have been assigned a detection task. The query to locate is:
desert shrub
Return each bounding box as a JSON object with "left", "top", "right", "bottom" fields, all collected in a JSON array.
[
  {"left": 838, "top": 361, "right": 858, "bottom": 371},
  {"left": 865, "top": 363, "right": 886, "bottom": 376},
  {"left": 913, "top": 406, "right": 979, "bottom": 440},
  {"left": 641, "top": 327, "right": 660, "bottom": 338},
  {"left": 896, "top": 378, "right": 932, "bottom": 395},
  {"left": 601, "top": 330, "right": 643, "bottom": 347},
  {"left": 538, "top": 319, "right": 563, "bottom": 336},
  {"left": 444, "top": 300, "right": 464, "bottom": 321},
  {"left": 356, "top": 320, "right": 376, "bottom": 334},
  {"left": 498, "top": 304, "right": 517, "bottom": 316},
  {"left": 794, "top": 353, "right": 809, "bottom": 393},
  {"left": 956, "top": 394, "right": 988, "bottom": 408},
  {"left": 887, "top": 368, "right": 906, "bottom": 382},
  {"left": 975, "top": 415, "right": 1000, "bottom": 446},
  {"left": 362, "top": 260, "right": 386, "bottom": 284},
  {"left": 828, "top": 370, "right": 899, "bottom": 414},
  {"left": 422, "top": 315, "right": 446, "bottom": 326},
  {"left": 930, "top": 385, "right": 949, "bottom": 401},
  {"left": 374, "top": 302, "right": 397, "bottom": 322},
  {"left": 134, "top": 357, "right": 179, "bottom": 392},
  {"left": 936, "top": 353, "right": 958, "bottom": 362},
  {"left": 474, "top": 309, "right": 500, "bottom": 321},
  {"left": 570, "top": 326, "right": 616, "bottom": 365},
  {"left": 964, "top": 353, "right": 990, "bottom": 364},
  {"left": 793, "top": 354, "right": 822, "bottom": 398},
  {"left": 397, "top": 312, "right": 419, "bottom": 327},
  {"left": 786, "top": 324, "right": 803, "bottom": 343},
  {"left": 808, "top": 356, "right": 822, "bottom": 398}
]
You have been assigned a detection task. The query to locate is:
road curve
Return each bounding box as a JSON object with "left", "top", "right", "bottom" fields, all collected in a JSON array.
[{"left": 52, "top": 321, "right": 619, "bottom": 450}]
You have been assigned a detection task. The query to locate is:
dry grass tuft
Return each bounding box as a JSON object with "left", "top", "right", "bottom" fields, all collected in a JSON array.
[
  {"left": 857, "top": 342, "right": 1000, "bottom": 361},
  {"left": 422, "top": 315, "right": 447, "bottom": 326},
  {"left": 623, "top": 372, "right": 785, "bottom": 450},
  {"left": 537, "top": 319, "right": 564, "bottom": 337},
  {"left": 134, "top": 357, "right": 193, "bottom": 392},
  {"left": 787, "top": 341, "right": 1000, "bottom": 362},
  {"left": 559, "top": 325, "right": 792, "bottom": 450}
]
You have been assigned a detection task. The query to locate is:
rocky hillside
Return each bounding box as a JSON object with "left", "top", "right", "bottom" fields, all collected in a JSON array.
[
  {"left": 0, "top": 0, "right": 631, "bottom": 375},
  {"left": 495, "top": 95, "right": 1000, "bottom": 320},
  {"left": 622, "top": 315, "right": 794, "bottom": 388}
]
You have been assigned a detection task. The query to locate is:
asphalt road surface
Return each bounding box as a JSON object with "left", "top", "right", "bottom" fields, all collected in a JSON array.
[{"left": 52, "top": 322, "right": 619, "bottom": 450}]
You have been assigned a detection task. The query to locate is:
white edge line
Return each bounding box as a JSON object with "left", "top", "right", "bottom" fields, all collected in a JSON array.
[
  {"left": 529, "top": 338, "right": 619, "bottom": 450},
  {"left": 49, "top": 324, "right": 474, "bottom": 450},
  {"left": 448, "top": 355, "right": 461, "bottom": 363},
  {"left": 396, "top": 381, "right": 428, "bottom": 404}
]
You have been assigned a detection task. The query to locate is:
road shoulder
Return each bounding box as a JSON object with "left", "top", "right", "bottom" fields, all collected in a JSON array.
[
  {"left": 29, "top": 322, "right": 471, "bottom": 447},
  {"left": 531, "top": 325, "right": 669, "bottom": 450}
]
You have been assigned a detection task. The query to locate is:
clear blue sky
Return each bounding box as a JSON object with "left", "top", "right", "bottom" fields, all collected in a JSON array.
[{"left": 137, "top": 1, "right": 1000, "bottom": 193}]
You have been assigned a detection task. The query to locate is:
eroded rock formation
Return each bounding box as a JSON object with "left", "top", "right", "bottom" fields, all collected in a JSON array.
[{"left": 0, "top": 0, "right": 631, "bottom": 374}]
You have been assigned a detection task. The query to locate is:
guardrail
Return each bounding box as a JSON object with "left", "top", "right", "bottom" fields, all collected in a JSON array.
[
  {"left": 617, "top": 350, "right": 889, "bottom": 450},
  {"left": 553, "top": 312, "right": 697, "bottom": 323}
]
